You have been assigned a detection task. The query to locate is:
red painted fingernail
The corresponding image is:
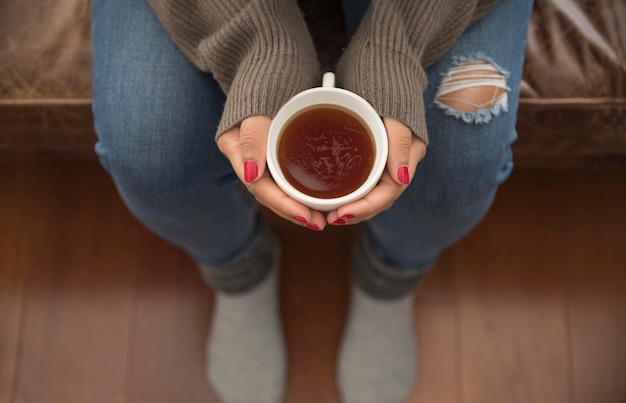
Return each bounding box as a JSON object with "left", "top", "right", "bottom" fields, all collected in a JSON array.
[
  {"left": 244, "top": 160, "right": 258, "bottom": 182},
  {"left": 293, "top": 216, "right": 307, "bottom": 224},
  {"left": 397, "top": 165, "right": 410, "bottom": 185},
  {"left": 332, "top": 219, "right": 346, "bottom": 225},
  {"left": 306, "top": 223, "right": 322, "bottom": 231},
  {"left": 341, "top": 214, "right": 355, "bottom": 219}
]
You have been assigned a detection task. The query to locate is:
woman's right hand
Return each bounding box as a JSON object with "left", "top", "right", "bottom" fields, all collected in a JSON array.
[{"left": 217, "top": 115, "right": 328, "bottom": 231}]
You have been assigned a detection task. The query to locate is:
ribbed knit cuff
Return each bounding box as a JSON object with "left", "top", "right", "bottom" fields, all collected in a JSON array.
[
  {"left": 337, "top": 44, "right": 428, "bottom": 144},
  {"left": 211, "top": 0, "right": 321, "bottom": 139},
  {"left": 335, "top": 0, "right": 441, "bottom": 145},
  {"left": 352, "top": 228, "right": 426, "bottom": 300},
  {"left": 217, "top": 52, "right": 320, "bottom": 139}
]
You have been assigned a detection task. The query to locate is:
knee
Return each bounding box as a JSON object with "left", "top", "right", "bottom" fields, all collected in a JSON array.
[
  {"left": 414, "top": 146, "right": 513, "bottom": 211},
  {"left": 96, "top": 141, "right": 187, "bottom": 212},
  {"left": 420, "top": 57, "right": 517, "bottom": 208},
  {"left": 434, "top": 57, "right": 509, "bottom": 123},
  {"left": 94, "top": 114, "right": 225, "bottom": 214}
]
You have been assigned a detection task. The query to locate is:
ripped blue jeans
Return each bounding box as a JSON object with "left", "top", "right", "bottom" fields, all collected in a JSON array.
[{"left": 92, "top": 0, "right": 533, "bottom": 276}]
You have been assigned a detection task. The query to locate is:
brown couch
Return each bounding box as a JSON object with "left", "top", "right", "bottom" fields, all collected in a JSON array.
[{"left": 1, "top": 0, "right": 625, "bottom": 169}]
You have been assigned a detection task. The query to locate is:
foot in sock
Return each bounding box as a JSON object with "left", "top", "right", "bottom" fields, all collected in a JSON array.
[
  {"left": 206, "top": 265, "right": 286, "bottom": 403},
  {"left": 338, "top": 284, "right": 417, "bottom": 403}
]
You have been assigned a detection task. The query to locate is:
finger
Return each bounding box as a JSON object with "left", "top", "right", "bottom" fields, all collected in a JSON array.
[
  {"left": 239, "top": 116, "right": 272, "bottom": 183},
  {"left": 327, "top": 121, "right": 426, "bottom": 226},
  {"left": 217, "top": 128, "right": 245, "bottom": 181},
  {"left": 219, "top": 125, "right": 325, "bottom": 231},
  {"left": 383, "top": 117, "right": 413, "bottom": 185},
  {"left": 302, "top": 210, "right": 329, "bottom": 232},
  {"left": 326, "top": 209, "right": 356, "bottom": 226},
  {"left": 329, "top": 172, "right": 404, "bottom": 225},
  {"left": 247, "top": 172, "right": 327, "bottom": 231},
  {"left": 328, "top": 138, "right": 425, "bottom": 226}
]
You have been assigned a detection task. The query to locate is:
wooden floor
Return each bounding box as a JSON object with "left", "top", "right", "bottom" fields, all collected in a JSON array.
[{"left": 0, "top": 162, "right": 625, "bottom": 403}]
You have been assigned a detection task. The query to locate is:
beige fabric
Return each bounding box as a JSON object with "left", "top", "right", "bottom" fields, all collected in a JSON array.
[
  {"left": 0, "top": 0, "right": 91, "bottom": 99},
  {"left": 522, "top": 0, "right": 626, "bottom": 99}
]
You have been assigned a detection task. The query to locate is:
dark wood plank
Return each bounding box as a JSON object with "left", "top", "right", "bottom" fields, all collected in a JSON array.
[
  {"left": 3, "top": 162, "right": 625, "bottom": 403},
  {"left": 273, "top": 219, "right": 352, "bottom": 403},
  {"left": 456, "top": 171, "right": 573, "bottom": 403},
  {"left": 418, "top": 247, "right": 459, "bottom": 298},
  {"left": 128, "top": 245, "right": 218, "bottom": 403},
  {"left": 0, "top": 164, "right": 38, "bottom": 403},
  {"left": 409, "top": 247, "right": 461, "bottom": 402},
  {"left": 559, "top": 175, "right": 626, "bottom": 403},
  {"left": 13, "top": 163, "right": 142, "bottom": 403},
  {"left": 409, "top": 297, "right": 460, "bottom": 403}
]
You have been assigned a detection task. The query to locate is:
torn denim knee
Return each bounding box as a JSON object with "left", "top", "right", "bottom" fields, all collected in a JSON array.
[{"left": 434, "top": 54, "right": 510, "bottom": 124}]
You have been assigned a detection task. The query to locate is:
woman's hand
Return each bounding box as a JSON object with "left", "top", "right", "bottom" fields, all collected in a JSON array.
[
  {"left": 326, "top": 117, "right": 426, "bottom": 225},
  {"left": 217, "top": 115, "right": 329, "bottom": 231},
  {"left": 218, "top": 115, "right": 425, "bottom": 230}
]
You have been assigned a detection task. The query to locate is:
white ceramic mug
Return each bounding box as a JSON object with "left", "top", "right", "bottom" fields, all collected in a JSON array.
[{"left": 266, "top": 72, "right": 388, "bottom": 211}]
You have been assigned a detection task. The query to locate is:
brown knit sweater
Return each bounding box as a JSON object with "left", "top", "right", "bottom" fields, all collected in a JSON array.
[{"left": 147, "top": 0, "right": 498, "bottom": 144}]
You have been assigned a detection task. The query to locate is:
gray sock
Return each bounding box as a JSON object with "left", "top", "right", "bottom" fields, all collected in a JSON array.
[
  {"left": 207, "top": 267, "right": 285, "bottom": 403},
  {"left": 338, "top": 285, "right": 417, "bottom": 403},
  {"left": 200, "top": 224, "right": 286, "bottom": 403},
  {"left": 338, "top": 230, "right": 424, "bottom": 403}
]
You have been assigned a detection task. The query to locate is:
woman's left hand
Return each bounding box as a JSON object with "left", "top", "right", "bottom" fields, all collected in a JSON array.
[{"left": 325, "top": 117, "right": 426, "bottom": 225}]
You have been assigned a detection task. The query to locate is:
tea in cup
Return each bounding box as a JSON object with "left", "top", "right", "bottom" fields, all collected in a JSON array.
[{"left": 267, "top": 73, "right": 388, "bottom": 211}]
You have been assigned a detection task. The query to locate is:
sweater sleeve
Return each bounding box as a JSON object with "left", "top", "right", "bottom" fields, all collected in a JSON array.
[
  {"left": 146, "top": 0, "right": 320, "bottom": 139},
  {"left": 336, "top": 0, "right": 497, "bottom": 145}
]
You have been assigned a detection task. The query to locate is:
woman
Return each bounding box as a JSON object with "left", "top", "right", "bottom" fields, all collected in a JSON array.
[{"left": 92, "top": 0, "right": 533, "bottom": 401}]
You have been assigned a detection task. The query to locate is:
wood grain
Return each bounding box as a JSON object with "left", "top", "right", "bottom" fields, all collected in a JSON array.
[
  {"left": 409, "top": 297, "right": 460, "bottom": 403},
  {"left": 0, "top": 165, "right": 38, "bottom": 403},
  {"left": 1, "top": 163, "right": 625, "bottom": 403},
  {"left": 12, "top": 164, "right": 141, "bottom": 403},
  {"left": 456, "top": 172, "right": 574, "bottom": 403},
  {"left": 128, "top": 247, "right": 217, "bottom": 403},
  {"left": 559, "top": 175, "right": 626, "bottom": 403},
  {"left": 271, "top": 219, "right": 352, "bottom": 403}
]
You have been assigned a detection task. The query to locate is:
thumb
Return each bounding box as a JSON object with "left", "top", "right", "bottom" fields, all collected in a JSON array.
[
  {"left": 384, "top": 117, "right": 413, "bottom": 185},
  {"left": 239, "top": 116, "right": 272, "bottom": 183}
]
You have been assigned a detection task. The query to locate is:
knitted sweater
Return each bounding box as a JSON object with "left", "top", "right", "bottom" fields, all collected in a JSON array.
[{"left": 147, "top": 0, "right": 498, "bottom": 144}]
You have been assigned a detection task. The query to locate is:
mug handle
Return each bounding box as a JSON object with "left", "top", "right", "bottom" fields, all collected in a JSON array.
[{"left": 322, "top": 72, "right": 335, "bottom": 88}]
